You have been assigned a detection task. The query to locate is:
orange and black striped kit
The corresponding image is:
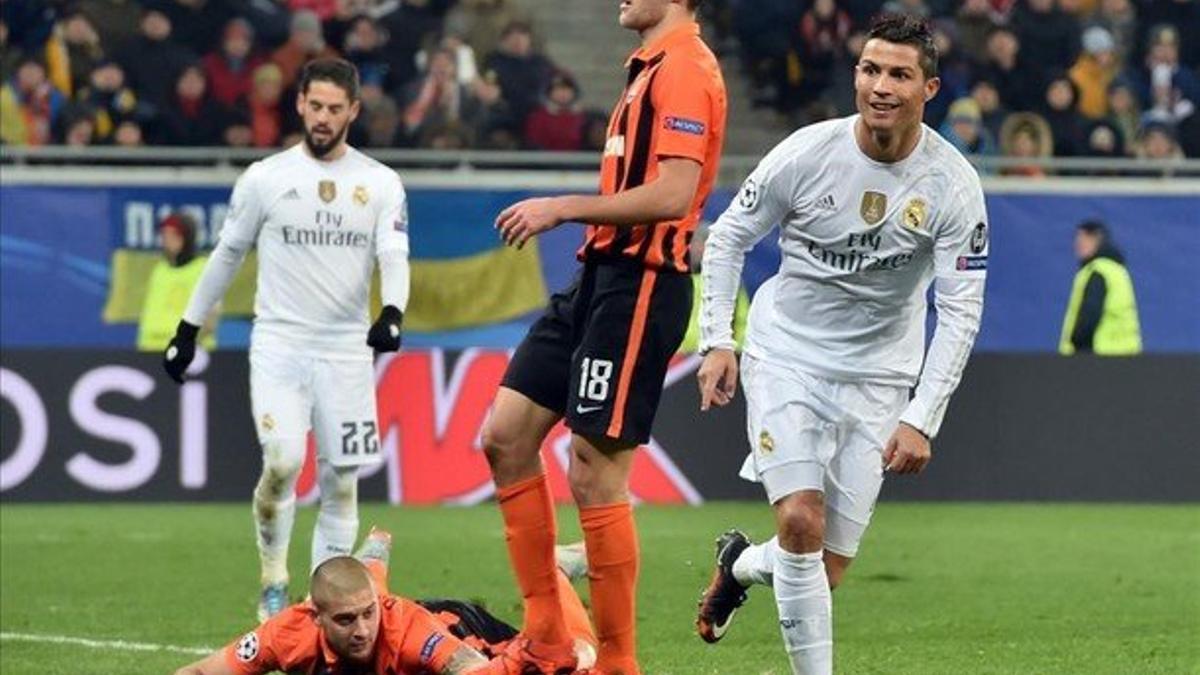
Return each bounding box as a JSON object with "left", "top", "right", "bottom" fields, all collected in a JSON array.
[{"left": 502, "top": 21, "right": 726, "bottom": 444}]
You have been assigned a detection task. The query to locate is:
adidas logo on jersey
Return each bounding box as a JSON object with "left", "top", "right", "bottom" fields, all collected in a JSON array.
[
  {"left": 282, "top": 188, "right": 300, "bottom": 200},
  {"left": 814, "top": 194, "right": 837, "bottom": 211}
]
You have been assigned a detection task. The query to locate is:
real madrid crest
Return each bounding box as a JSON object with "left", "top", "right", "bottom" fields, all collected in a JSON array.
[
  {"left": 353, "top": 185, "right": 369, "bottom": 206},
  {"left": 318, "top": 180, "right": 337, "bottom": 203},
  {"left": 860, "top": 191, "right": 887, "bottom": 225},
  {"left": 902, "top": 197, "right": 927, "bottom": 231},
  {"left": 759, "top": 430, "right": 774, "bottom": 454}
]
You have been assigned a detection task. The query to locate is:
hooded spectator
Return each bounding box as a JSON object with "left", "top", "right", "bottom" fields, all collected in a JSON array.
[
  {"left": 115, "top": 8, "right": 196, "bottom": 109},
  {"left": 45, "top": 11, "right": 105, "bottom": 96},
  {"left": 524, "top": 72, "right": 584, "bottom": 151},
  {"left": 1000, "top": 111, "right": 1054, "bottom": 176},
  {"left": 1070, "top": 26, "right": 1121, "bottom": 119},
  {"left": 203, "top": 18, "right": 265, "bottom": 108}
]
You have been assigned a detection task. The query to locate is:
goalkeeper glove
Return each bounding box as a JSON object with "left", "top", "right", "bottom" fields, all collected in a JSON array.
[
  {"left": 162, "top": 320, "right": 199, "bottom": 383},
  {"left": 367, "top": 305, "right": 404, "bottom": 353}
]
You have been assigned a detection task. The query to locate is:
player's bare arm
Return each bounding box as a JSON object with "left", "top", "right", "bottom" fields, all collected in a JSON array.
[
  {"left": 441, "top": 644, "right": 489, "bottom": 674},
  {"left": 495, "top": 157, "right": 702, "bottom": 248}
]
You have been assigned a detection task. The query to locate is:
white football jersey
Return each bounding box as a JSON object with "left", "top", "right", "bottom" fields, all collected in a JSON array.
[
  {"left": 701, "top": 116, "right": 988, "bottom": 435},
  {"left": 220, "top": 144, "right": 410, "bottom": 359}
]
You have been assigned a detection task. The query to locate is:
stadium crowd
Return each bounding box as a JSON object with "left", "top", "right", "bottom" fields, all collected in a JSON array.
[
  {"left": 703, "top": 0, "right": 1199, "bottom": 162},
  {"left": 0, "top": 0, "right": 604, "bottom": 152},
  {"left": 2, "top": 0, "right": 1197, "bottom": 161}
]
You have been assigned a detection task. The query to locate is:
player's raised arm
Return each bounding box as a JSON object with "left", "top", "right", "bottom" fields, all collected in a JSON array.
[
  {"left": 888, "top": 179, "right": 989, "bottom": 473},
  {"left": 162, "top": 165, "right": 266, "bottom": 383},
  {"left": 367, "top": 172, "right": 411, "bottom": 353},
  {"left": 697, "top": 142, "right": 799, "bottom": 410}
]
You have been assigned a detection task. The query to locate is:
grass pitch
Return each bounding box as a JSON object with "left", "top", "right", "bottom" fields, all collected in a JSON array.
[{"left": 1, "top": 503, "right": 1197, "bottom": 674}]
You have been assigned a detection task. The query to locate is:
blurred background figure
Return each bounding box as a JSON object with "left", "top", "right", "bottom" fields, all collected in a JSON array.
[
  {"left": 1000, "top": 111, "right": 1054, "bottom": 177},
  {"left": 678, "top": 223, "right": 749, "bottom": 355},
  {"left": 523, "top": 71, "right": 583, "bottom": 152},
  {"left": 1059, "top": 220, "right": 1141, "bottom": 356},
  {"left": 138, "top": 212, "right": 217, "bottom": 352},
  {"left": 940, "top": 97, "right": 996, "bottom": 158}
]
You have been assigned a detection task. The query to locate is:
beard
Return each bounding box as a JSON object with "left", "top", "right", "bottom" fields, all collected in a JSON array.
[{"left": 303, "top": 121, "right": 347, "bottom": 158}]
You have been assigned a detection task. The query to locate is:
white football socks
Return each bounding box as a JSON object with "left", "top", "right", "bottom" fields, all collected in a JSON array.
[
  {"left": 311, "top": 462, "right": 359, "bottom": 570},
  {"left": 773, "top": 548, "right": 833, "bottom": 675},
  {"left": 253, "top": 439, "right": 304, "bottom": 586},
  {"left": 732, "top": 536, "right": 780, "bottom": 587}
]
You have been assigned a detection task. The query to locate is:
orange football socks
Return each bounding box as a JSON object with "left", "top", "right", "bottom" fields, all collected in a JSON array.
[
  {"left": 497, "top": 473, "right": 570, "bottom": 647},
  {"left": 581, "top": 501, "right": 640, "bottom": 675}
]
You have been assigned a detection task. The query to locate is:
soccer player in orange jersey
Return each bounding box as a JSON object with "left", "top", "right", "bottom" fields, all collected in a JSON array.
[
  {"left": 175, "top": 531, "right": 597, "bottom": 675},
  {"left": 484, "top": 2, "right": 726, "bottom": 673}
]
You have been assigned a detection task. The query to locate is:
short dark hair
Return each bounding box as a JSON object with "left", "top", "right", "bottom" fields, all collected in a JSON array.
[
  {"left": 1077, "top": 220, "right": 1109, "bottom": 237},
  {"left": 299, "top": 57, "right": 360, "bottom": 102},
  {"left": 865, "top": 14, "right": 939, "bottom": 79}
]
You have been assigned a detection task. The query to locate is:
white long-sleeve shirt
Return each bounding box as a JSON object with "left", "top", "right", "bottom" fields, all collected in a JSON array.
[
  {"left": 183, "top": 144, "right": 411, "bottom": 360},
  {"left": 701, "top": 116, "right": 988, "bottom": 437}
]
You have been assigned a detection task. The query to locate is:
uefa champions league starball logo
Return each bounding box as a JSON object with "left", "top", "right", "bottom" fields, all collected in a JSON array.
[{"left": 235, "top": 632, "right": 259, "bottom": 662}]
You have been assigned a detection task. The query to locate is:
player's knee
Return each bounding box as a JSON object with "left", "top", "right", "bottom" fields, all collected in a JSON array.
[
  {"left": 481, "top": 418, "right": 537, "bottom": 475},
  {"left": 567, "top": 445, "right": 627, "bottom": 506},
  {"left": 775, "top": 496, "right": 825, "bottom": 553},
  {"left": 258, "top": 438, "right": 305, "bottom": 497},
  {"left": 323, "top": 466, "right": 358, "bottom": 507}
]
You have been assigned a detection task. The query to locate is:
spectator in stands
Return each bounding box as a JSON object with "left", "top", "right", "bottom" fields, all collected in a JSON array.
[
  {"left": 248, "top": 62, "right": 286, "bottom": 147},
  {"left": 524, "top": 72, "right": 584, "bottom": 152},
  {"left": 77, "top": 0, "right": 142, "bottom": 52},
  {"left": 1040, "top": 73, "right": 1087, "bottom": 155},
  {"left": 155, "top": 0, "right": 235, "bottom": 56},
  {"left": 381, "top": 0, "right": 455, "bottom": 88},
  {"left": 61, "top": 111, "right": 97, "bottom": 146},
  {"left": 1012, "top": 0, "right": 1081, "bottom": 76},
  {"left": 362, "top": 92, "right": 401, "bottom": 147},
  {"left": 999, "top": 111, "right": 1054, "bottom": 176},
  {"left": 730, "top": 0, "right": 802, "bottom": 107},
  {"left": 926, "top": 19, "right": 973, "bottom": 127},
  {"left": 288, "top": 0, "right": 340, "bottom": 22},
  {"left": 1138, "top": 0, "right": 1200, "bottom": 68},
  {"left": 1082, "top": 119, "right": 1125, "bottom": 162},
  {"left": 46, "top": 11, "right": 106, "bottom": 97},
  {"left": 419, "top": 29, "right": 481, "bottom": 87},
  {"left": 75, "top": 59, "right": 141, "bottom": 144},
  {"left": 1070, "top": 26, "right": 1121, "bottom": 120},
  {"left": 225, "top": 0, "right": 291, "bottom": 47},
  {"left": 114, "top": 118, "right": 145, "bottom": 146},
  {"left": 343, "top": 15, "right": 397, "bottom": 92},
  {"left": 160, "top": 64, "right": 227, "bottom": 146},
  {"left": 1136, "top": 120, "right": 1184, "bottom": 160},
  {"left": 939, "top": 97, "right": 997, "bottom": 156},
  {"left": 1127, "top": 25, "right": 1199, "bottom": 111},
  {"left": 221, "top": 107, "right": 254, "bottom": 147},
  {"left": 271, "top": 10, "right": 338, "bottom": 89},
  {"left": 115, "top": 8, "right": 195, "bottom": 110},
  {"left": 3, "top": 58, "right": 66, "bottom": 145},
  {"left": 794, "top": 0, "right": 854, "bottom": 109},
  {"left": 979, "top": 27, "right": 1040, "bottom": 113},
  {"left": 955, "top": 0, "right": 999, "bottom": 65},
  {"left": 399, "top": 46, "right": 490, "bottom": 147},
  {"left": 1090, "top": 0, "right": 1137, "bottom": 65},
  {"left": 204, "top": 18, "right": 265, "bottom": 109},
  {"left": 1059, "top": 220, "right": 1141, "bottom": 356},
  {"left": 482, "top": 21, "right": 555, "bottom": 128},
  {"left": 445, "top": 0, "right": 533, "bottom": 64},
  {"left": 0, "top": 19, "right": 22, "bottom": 85},
  {"left": 971, "top": 78, "right": 1009, "bottom": 141},
  {"left": 1106, "top": 77, "right": 1141, "bottom": 153}
]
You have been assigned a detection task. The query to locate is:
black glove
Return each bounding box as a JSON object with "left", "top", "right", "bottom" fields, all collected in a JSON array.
[
  {"left": 367, "top": 305, "right": 404, "bottom": 353},
  {"left": 163, "top": 320, "right": 199, "bottom": 384}
]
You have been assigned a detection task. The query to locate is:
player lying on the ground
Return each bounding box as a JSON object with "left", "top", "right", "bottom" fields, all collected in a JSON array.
[{"left": 174, "top": 530, "right": 596, "bottom": 675}]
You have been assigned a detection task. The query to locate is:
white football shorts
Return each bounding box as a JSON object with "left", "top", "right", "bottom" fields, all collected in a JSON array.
[
  {"left": 250, "top": 347, "right": 382, "bottom": 468},
  {"left": 739, "top": 354, "right": 909, "bottom": 557}
]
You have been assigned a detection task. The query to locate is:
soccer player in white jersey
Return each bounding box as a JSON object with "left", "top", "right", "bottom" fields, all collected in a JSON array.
[
  {"left": 692, "top": 15, "right": 988, "bottom": 674},
  {"left": 161, "top": 58, "right": 412, "bottom": 622}
]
